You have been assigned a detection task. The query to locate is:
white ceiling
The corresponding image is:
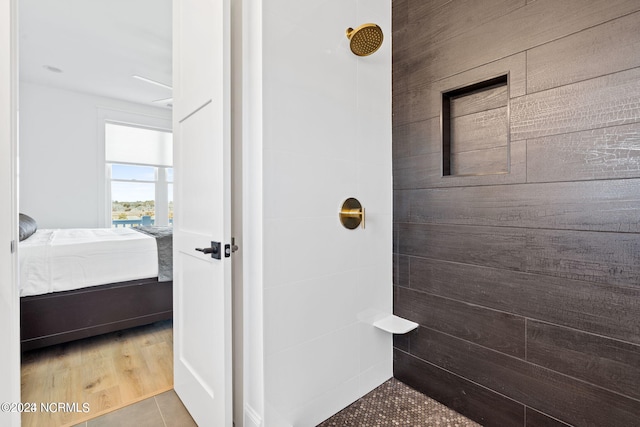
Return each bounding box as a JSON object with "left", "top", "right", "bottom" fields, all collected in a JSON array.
[{"left": 19, "top": 0, "right": 172, "bottom": 108}]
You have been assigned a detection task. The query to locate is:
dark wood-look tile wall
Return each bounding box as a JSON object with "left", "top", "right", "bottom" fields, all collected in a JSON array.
[
  {"left": 394, "top": 349, "right": 525, "bottom": 427},
  {"left": 524, "top": 408, "right": 573, "bottom": 427},
  {"left": 392, "top": 1, "right": 640, "bottom": 426},
  {"left": 395, "top": 286, "right": 526, "bottom": 357},
  {"left": 526, "top": 320, "right": 640, "bottom": 401},
  {"left": 409, "top": 327, "right": 640, "bottom": 427}
]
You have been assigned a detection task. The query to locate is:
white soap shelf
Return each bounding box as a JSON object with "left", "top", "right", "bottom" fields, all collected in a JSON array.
[{"left": 373, "top": 315, "right": 418, "bottom": 334}]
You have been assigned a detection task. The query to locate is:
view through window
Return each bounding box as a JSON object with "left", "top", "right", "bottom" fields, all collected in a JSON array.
[{"left": 105, "top": 122, "right": 173, "bottom": 227}]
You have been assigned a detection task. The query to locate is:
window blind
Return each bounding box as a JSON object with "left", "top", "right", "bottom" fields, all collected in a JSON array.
[{"left": 105, "top": 122, "right": 173, "bottom": 167}]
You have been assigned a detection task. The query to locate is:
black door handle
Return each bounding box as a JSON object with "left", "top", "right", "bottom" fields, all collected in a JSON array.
[
  {"left": 195, "top": 241, "right": 221, "bottom": 259},
  {"left": 195, "top": 247, "right": 216, "bottom": 254}
]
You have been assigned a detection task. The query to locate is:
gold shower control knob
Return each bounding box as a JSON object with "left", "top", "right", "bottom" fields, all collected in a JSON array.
[{"left": 339, "top": 198, "right": 365, "bottom": 229}]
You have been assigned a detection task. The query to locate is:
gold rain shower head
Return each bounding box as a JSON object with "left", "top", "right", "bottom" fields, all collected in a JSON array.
[{"left": 346, "top": 23, "right": 383, "bottom": 56}]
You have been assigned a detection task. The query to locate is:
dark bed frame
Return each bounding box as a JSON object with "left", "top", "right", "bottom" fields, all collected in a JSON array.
[{"left": 20, "top": 277, "right": 173, "bottom": 352}]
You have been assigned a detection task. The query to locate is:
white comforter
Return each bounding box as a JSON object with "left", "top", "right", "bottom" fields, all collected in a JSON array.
[{"left": 19, "top": 228, "right": 158, "bottom": 297}]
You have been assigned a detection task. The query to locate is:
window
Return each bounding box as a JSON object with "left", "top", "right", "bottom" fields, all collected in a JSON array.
[{"left": 105, "top": 122, "right": 173, "bottom": 227}]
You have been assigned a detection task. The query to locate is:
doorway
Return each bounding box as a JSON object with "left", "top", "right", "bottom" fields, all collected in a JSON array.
[
  {"left": 4, "top": 0, "right": 241, "bottom": 425},
  {"left": 17, "top": 0, "right": 175, "bottom": 424}
]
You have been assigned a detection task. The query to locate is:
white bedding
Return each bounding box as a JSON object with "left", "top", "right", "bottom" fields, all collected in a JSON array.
[{"left": 19, "top": 228, "right": 159, "bottom": 297}]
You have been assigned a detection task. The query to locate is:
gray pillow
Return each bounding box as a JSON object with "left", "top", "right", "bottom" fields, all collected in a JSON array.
[{"left": 19, "top": 213, "right": 37, "bottom": 241}]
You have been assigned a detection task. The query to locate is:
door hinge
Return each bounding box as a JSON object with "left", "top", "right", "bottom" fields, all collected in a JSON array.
[{"left": 10, "top": 240, "right": 15, "bottom": 254}]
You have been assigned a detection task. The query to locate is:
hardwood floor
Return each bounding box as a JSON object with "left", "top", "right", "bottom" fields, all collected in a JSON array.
[{"left": 21, "top": 320, "right": 173, "bottom": 427}]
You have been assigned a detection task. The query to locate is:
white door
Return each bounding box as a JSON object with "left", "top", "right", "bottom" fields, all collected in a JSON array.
[{"left": 173, "top": 0, "right": 232, "bottom": 426}]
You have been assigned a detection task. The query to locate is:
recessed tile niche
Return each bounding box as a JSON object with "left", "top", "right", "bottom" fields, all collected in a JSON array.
[{"left": 442, "top": 75, "right": 509, "bottom": 176}]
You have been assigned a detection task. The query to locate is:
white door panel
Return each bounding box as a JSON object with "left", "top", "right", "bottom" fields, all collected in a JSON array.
[
  {"left": 174, "top": 0, "right": 217, "bottom": 122},
  {"left": 173, "top": 0, "right": 232, "bottom": 426},
  {"left": 176, "top": 104, "right": 224, "bottom": 234}
]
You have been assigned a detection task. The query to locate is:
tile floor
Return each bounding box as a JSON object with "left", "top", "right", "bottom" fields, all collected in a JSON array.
[
  {"left": 71, "top": 390, "right": 196, "bottom": 427},
  {"left": 77, "top": 379, "right": 478, "bottom": 427},
  {"left": 318, "top": 378, "right": 481, "bottom": 427}
]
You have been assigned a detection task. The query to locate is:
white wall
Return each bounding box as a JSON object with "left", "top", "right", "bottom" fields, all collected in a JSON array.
[
  {"left": 257, "top": 1, "right": 393, "bottom": 425},
  {"left": 19, "top": 82, "right": 171, "bottom": 228},
  {"left": 242, "top": 0, "right": 265, "bottom": 425},
  {"left": 0, "top": 0, "right": 21, "bottom": 424}
]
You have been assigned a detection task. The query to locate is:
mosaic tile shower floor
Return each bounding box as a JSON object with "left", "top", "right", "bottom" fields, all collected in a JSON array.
[{"left": 318, "top": 378, "right": 481, "bottom": 427}]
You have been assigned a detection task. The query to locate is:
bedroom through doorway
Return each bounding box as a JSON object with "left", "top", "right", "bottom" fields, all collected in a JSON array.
[{"left": 17, "top": 0, "right": 175, "bottom": 425}]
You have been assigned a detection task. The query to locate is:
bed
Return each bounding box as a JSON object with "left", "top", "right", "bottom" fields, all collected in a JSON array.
[{"left": 18, "top": 215, "right": 173, "bottom": 352}]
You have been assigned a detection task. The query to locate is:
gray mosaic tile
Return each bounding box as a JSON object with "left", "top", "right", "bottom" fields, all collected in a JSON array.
[{"left": 317, "top": 378, "right": 481, "bottom": 427}]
